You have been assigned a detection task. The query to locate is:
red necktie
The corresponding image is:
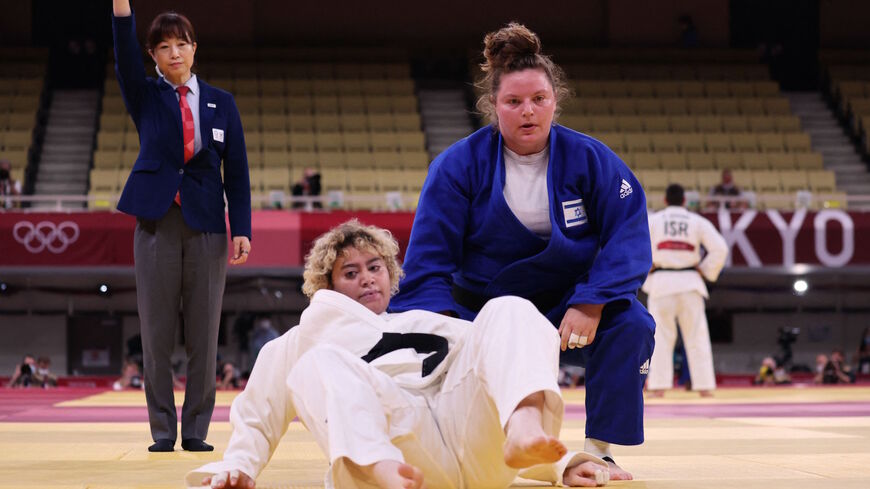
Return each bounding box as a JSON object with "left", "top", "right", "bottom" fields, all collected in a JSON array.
[{"left": 175, "top": 85, "right": 194, "bottom": 205}]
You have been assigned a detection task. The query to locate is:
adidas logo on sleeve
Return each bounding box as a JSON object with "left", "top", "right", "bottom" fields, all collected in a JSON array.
[
  {"left": 620, "top": 178, "right": 633, "bottom": 199},
  {"left": 639, "top": 358, "right": 650, "bottom": 375}
]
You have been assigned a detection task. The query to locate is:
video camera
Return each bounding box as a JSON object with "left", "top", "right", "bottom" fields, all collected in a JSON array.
[{"left": 775, "top": 326, "right": 800, "bottom": 368}]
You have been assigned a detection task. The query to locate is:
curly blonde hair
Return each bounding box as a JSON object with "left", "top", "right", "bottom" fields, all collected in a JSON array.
[
  {"left": 302, "top": 219, "right": 405, "bottom": 299},
  {"left": 475, "top": 22, "right": 571, "bottom": 127}
]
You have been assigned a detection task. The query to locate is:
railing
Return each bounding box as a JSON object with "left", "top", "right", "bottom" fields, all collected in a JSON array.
[
  {"left": 3, "top": 192, "right": 870, "bottom": 212},
  {"left": 1, "top": 192, "right": 412, "bottom": 212}
]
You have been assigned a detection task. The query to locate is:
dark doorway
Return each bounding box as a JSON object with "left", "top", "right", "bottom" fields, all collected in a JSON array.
[{"left": 730, "top": 0, "right": 820, "bottom": 90}]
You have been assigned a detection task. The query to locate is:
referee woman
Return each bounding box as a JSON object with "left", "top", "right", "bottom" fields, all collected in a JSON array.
[{"left": 112, "top": 0, "right": 251, "bottom": 452}]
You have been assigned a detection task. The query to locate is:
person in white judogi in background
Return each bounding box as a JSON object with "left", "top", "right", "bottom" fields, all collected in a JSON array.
[
  {"left": 643, "top": 184, "right": 729, "bottom": 398},
  {"left": 187, "top": 219, "right": 610, "bottom": 488}
]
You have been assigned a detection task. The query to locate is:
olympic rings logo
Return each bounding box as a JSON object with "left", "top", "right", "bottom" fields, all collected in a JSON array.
[{"left": 12, "top": 220, "right": 81, "bottom": 254}]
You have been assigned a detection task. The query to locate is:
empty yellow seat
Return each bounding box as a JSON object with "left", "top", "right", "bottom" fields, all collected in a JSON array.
[
  {"left": 668, "top": 170, "right": 698, "bottom": 191},
  {"left": 637, "top": 170, "right": 668, "bottom": 193},
  {"left": 780, "top": 170, "right": 809, "bottom": 192},
  {"left": 795, "top": 152, "right": 824, "bottom": 170},
  {"left": 784, "top": 133, "right": 812, "bottom": 152},
  {"left": 807, "top": 170, "right": 837, "bottom": 193}
]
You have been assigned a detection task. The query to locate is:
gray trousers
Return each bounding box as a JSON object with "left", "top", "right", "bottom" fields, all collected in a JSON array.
[{"left": 134, "top": 205, "right": 227, "bottom": 442}]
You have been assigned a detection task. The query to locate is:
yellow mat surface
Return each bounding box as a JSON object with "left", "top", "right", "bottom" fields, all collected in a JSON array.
[{"left": 2, "top": 387, "right": 869, "bottom": 489}]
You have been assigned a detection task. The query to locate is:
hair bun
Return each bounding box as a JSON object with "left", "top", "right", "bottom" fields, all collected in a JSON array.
[{"left": 482, "top": 22, "right": 542, "bottom": 73}]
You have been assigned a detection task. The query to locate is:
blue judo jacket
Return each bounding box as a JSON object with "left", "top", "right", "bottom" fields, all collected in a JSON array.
[
  {"left": 112, "top": 13, "right": 251, "bottom": 239},
  {"left": 392, "top": 124, "right": 651, "bottom": 321}
]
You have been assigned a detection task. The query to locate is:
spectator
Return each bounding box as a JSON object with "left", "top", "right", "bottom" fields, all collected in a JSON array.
[
  {"left": 708, "top": 169, "right": 747, "bottom": 211},
  {"left": 113, "top": 358, "right": 144, "bottom": 391},
  {"left": 217, "top": 361, "right": 241, "bottom": 390},
  {"left": 249, "top": 316, "right": 279, "bottom": 370},
  {"left": 755, "top": 356, "right": 777, "bottom": 386},
  {"left": 755, "top": 356, "right": 791, "bottom": 386},
  {"left": 677, "top": 14, "right": 699, "bottom": 48},
  {"left": 32, "top": 356, "right": 58, "bottom": 388},
  {"left": 857, "top": 327, "right": 870, "bottom": 376},
  {"left": 291, "top": 167, "right": 322, "bottom": 209},
  {"left": 8, "top": 354, "right": 36, "bottom": 388},
  {"left": 813, "top": 354, "right": 829, "bottom": 384},
  {"left": 822, "top": 350, "right": 855, "bottom": 384},
  {"left": 0, "top": 159, "right": 22, "bottom": 209}
]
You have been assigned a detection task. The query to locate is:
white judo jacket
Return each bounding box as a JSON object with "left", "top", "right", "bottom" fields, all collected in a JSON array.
[
  {"left": 186, "top": 290, "right": 603, "bottom": 488},
  {"left": 642, "top": 205, "right": 729, "bottom": 299}
]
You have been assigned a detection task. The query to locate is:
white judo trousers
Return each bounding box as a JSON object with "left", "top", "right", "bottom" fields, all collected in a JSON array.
[
  {"left": 187, "top": 290, "right": 601, "bottom": 489},
  {"left": 642, "top": 205, "right": 728, "bottom": 392},
  {"left": 290, "top": 298, "right": 563, "bottom": 489},
  {"left": 646, "top": 291, "right": 716, "bottom": 391}
]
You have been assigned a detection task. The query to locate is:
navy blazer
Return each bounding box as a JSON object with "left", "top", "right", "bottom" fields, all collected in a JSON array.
[{"left": 112, "top": 13, "right": 251, "bottom": 238}]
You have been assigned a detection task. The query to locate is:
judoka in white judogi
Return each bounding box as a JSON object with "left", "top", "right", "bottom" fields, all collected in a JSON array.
[
  {"left": 186, "top": 289, "right": 607, "bottom": 488},
  {"left": 642, "top": 184, "right": 728, "bottom": 393}
]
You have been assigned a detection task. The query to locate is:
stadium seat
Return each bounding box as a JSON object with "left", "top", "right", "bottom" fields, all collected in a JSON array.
[
  {"left": 784, "top": 133, "right": 812, "bottom": 152},
  {"left": 637, "top": 170, "right": 669, "bottom": 193},
  {"left": 748, "top": 116, "right": 776, "bottom": 132},
  {"left": 807, "top": 170, "right": 837, "bottom": 193},
  {"left": 767, "top": 152, "right": 796, "bottom": 170},
  {"left": 695, "top": 115, "right": 722, "bottom": 132},
  {"left": 741, "top": 153, "right": 769, "bottom": 170},
  {"left": 317, "top": 151, "right": 346, "bottom": 168},
  {"left": 341, "top": 133, "right": 370, "bottom": 152},
  {"left": 669, "top": 115, "right": 695, "bottom": 132},
  {"left": 289, "top": 132, "right": 316, "bottom": 152},
  {"left": 617, "top": 116, "right": 642, "bottom": 132},
  {"left": 753, "top": 171, "right": 782, "bottom": 192},
  {"left": 795, "top": 152, "right": 824, "bottom": 170},
  {"left": 721, "top": 116, "right": 748, "bottom": 132},
  {"left": 668, "top": 170, "right": 699, "bottom": 191},
  {"left": 738, "top": 98, "right": 765, "bottom": 115},
  {"left": 731, "top": 133, "right": 759, "bottom": 152},
  {"left": 714, "top": 152, "right": 742, "bottom": 170},
  {"left": 780, "top": 170, "right": 809, "bottom": 192},
  {"left": 686, "top": 152, "right": 716, "bottom": 170},
  {"left": 263, "top": 149, "right": 290, "bottom": 168},
  {"left": 705, "top": 133, "right": 731, "bottom": 152},
  {"left": 696, "top": 170, "right": 721, "bottom": 193},
  {"left": 632, "top": 153, "right": 660, "bottom": 170}
]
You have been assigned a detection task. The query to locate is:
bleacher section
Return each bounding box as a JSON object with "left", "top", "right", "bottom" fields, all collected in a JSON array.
[
  {"left": 548, "top": 54, "right": 837, "bottom": 210},
  {"left": 92, "top": 48, "right": 847, "bottom": 211},
  {"left": 822, "top": 50, "right": 870, "bottom": 159},
  {"left": 94, "top": 56, "right": 429, "bottom": 210},
  {"left": 0, "top": 48, "right": 46, "bottom": 191}
]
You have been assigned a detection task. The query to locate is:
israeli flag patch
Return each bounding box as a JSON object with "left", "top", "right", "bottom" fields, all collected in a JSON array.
[{"left": 562, "top": 199, "right": 587, "bottom": 228}]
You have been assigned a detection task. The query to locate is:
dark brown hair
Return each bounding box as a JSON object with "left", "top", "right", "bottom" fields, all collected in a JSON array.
[
  {"left": 475, "top": 22, "right": 570, "bottom": 126},
  {"left": 146, "top": 11, "right": 196, "bottom": 52}
]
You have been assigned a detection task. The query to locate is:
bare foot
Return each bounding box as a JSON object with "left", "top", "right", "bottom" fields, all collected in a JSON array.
[
  {"left": 503, "top": 393, "right": 567, "bottom": 468},
  {"left": 647, "top": 389, "right": 665, "bottom": 398},
  {"left": 699, "top": 390, "right": 714, "bottom": 398},
  {"left": 370, "top": 460, "right": 424, "bottom": 489},
  {"left": 504, "top": 433, "right": 567, "bottom": 469},
  {"left": 606, "top": 459, "right": 633, "bottom": 481}
]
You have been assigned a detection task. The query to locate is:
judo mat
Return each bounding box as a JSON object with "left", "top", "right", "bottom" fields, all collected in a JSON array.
[{"left": 2, "top": 386, "right": 869, "bottom": 488}]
